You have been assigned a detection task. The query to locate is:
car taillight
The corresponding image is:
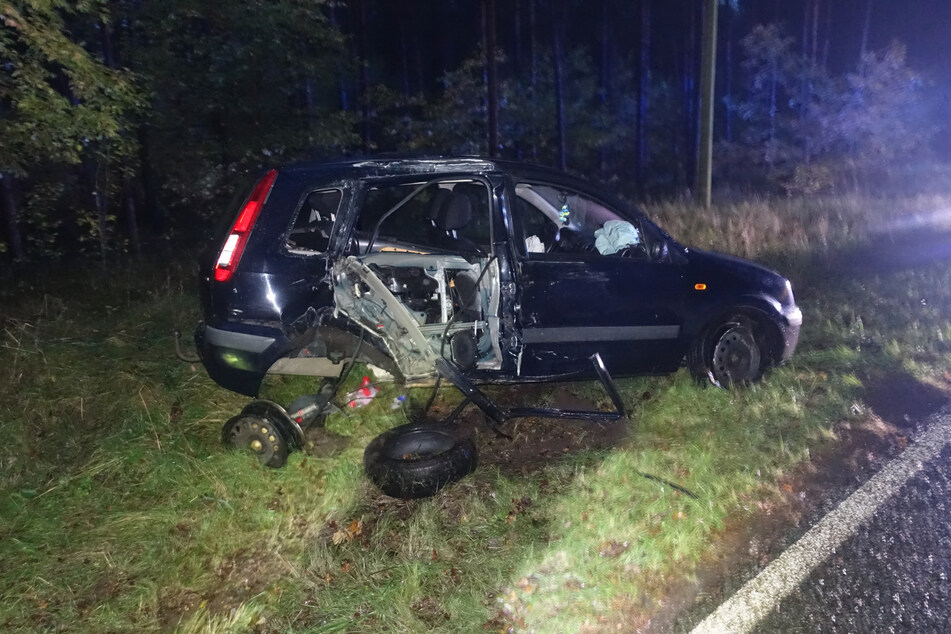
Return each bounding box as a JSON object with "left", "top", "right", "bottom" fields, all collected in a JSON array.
[{"left": 213, "top": 170, "right": 278, "bottom": 283}]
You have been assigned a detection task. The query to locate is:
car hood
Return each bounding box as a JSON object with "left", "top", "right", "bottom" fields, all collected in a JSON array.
[{"left": 684, "top": 248, "right": 790, "bottom": 299}]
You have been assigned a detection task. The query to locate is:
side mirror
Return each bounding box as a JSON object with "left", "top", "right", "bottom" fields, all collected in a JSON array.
[{"left": 651, "top": 240, "right": 669, "bottom": 262}]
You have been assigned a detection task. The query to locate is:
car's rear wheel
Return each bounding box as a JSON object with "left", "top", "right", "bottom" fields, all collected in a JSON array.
[
  {"left": 689, "top": 315, "right": 767, "bottom": 387},
  {"left": 221, "top": 400, "right": 303, "bottom": 468},
  {"left": 364, "top": 422, "right": 477, "bottom": 499},
  {"left": 222, "top": 414, "right": 291, "bottom": 468}
]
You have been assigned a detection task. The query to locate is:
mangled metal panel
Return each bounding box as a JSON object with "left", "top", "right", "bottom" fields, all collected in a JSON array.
[
  {"left": 332, "top": 253, "right": 502, "bottom": 380},
  {"left": 333, "top": 256, "right": 439, "bottom": 380}
]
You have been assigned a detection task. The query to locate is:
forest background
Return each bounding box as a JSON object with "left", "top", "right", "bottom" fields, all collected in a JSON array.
[{"left": 1, "top": 0, "right": 947, "bottom": 263}]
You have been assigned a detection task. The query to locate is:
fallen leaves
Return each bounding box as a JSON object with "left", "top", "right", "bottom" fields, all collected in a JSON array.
[
  {"left": 504, "top": 497, "right": 533, "bottom": 524},
  {"left": 331, "top": 519, "right": 363, "bottom": 545},
  {"left": 597, "top": 540, "right": 629, "bottom": 558}
]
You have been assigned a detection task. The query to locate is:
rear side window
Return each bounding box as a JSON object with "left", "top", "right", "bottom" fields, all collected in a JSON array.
[{"left": 285, "top": 188, "right": 343, "bottom": 253}]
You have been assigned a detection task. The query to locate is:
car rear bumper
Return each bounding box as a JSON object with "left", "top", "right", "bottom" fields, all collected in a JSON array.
[{"left": 195, "top": 322, "right": 282, "bottom": 396}]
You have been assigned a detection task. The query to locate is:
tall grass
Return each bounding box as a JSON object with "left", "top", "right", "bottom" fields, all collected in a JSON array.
[
  {"left": 2, "top": 192, "right": 951, "bottom": 632},
  {"left": 645, "top": 193, "right": 951, "bottom": 259}
]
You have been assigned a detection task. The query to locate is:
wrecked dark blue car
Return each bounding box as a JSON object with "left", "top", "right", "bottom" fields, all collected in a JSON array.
[{"left": 195, "top": 157, "right": 801, "bottom": 496}]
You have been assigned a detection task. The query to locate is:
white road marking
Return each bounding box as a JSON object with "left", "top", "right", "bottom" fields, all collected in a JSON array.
[{"left": 691, "top": 410, "right": 951, "bottom": 634}]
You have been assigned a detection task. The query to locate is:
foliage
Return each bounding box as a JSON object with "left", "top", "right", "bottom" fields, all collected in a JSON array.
[
  {"left": 368, "top": 46, "right": 613, "bottom": 177},
  {"left": 0, "top": 0, "right": 945, "bottom": 261},
  {"left": 0, "top": 0, "right": 142, "bottom": 260},
  {"left": 129, "top": 0, "right": 358, "bottom": 222},
  {"left": 0, "top": 0, "right": 140, "bottom": 175},
  {"left": 833, "top": 43, "right": 935, "bottom": 176},
  {"left": 725, "top": 25, "right": 934, "bottom": 194}
]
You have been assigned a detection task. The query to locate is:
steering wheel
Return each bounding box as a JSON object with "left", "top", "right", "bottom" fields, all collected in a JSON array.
[
  {"left": 548, "top": 227, "right": 594, "bottom": 254},
  {"left": 617, "top": 243, "right": 649, "bottom": 258}
]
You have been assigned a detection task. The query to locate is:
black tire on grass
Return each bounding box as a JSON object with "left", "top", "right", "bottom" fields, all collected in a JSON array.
[
  {"left": 363, "top": 422, "right": 478, "bottom": 499},
  {"left": 688, "top": 315, "right": 765, "bottom": 387}
]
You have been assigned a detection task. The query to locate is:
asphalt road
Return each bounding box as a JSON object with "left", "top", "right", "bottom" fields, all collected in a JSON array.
[
  {"left": 754, "top": 443, "right": 951, "bottom": 633},
  {"left": 689, "top": 412, "right": 951, "bottom": 633}
]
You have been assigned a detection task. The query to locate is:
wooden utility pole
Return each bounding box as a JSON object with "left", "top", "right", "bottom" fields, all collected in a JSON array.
[
  {"left": 485, "top": 0, "right": 499, "bottom": 156},
  {"left": 697, "top": 0, "right": 718, "bottom": 207}
]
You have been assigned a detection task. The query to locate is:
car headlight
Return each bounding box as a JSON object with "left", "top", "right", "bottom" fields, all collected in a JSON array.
[{"left": 776, "top": 279, "right": 794, "bottom": 306}]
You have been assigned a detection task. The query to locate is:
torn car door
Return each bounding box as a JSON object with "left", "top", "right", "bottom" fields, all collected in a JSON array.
[{"left": 332, "top": 254, "right": 502, "bottom": 383}]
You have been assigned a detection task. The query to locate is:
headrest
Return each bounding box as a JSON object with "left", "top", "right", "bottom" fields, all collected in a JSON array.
[
  {"left": 306, "top": 190, "right": 339, "bottom": 222},
  {"left": 452, "top": 182, "right": 485, "bottom": 201},
  {"left": 427, "top": 188, "right": 452, "bottom": 221},
  {"left": 436, "top": 193, "right": 472, "bottom": 231}
]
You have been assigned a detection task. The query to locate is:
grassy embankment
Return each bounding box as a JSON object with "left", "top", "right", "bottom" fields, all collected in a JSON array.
[{"left": 3, "top": 193, "right": 951, "bottom": 632}]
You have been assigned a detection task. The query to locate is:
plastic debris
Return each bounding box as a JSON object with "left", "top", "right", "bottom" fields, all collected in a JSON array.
[
  {"left": 345, "top": 376, "right": 379, "bottom": 408},
  {"left": 525, "top": 235, "right": 545, "bottom": 253},
  {"left": 390, "top": 394, "right": 407, "bottom": 410}
]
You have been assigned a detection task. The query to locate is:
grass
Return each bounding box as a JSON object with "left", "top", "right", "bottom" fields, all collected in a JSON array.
[{"left": 3, "top": 192, "right": 951, "bottom": 632}]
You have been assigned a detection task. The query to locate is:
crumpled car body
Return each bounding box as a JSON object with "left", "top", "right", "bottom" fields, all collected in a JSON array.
[{"left": 195, "top": 157, "right": 802, "bottom": 397}]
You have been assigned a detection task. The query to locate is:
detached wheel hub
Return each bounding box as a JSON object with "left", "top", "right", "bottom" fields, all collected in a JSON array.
[{"left": 222, "top": 400, "right": 303, "bottom": 469}]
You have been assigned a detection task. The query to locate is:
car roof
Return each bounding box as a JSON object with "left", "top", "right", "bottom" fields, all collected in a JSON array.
[{"left": 277, "top": 155, "right": 578, "bottom": 183}]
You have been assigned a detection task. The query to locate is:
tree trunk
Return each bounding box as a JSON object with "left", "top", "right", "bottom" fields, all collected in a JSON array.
[
  {"left": 801, "top": 0, "right": 810, "bottom": 61},
  {"left": 767, "top": 65, "right": 778, "bottom": 171},
  {"left": 484, "top": 0, "right": 499, "bottom": 156},
  {"left": 399, "top": 0, "right": 411, "bottom": 96},
  {"left": 1, "top": 173, "right": 26, "bottom": 262},
  {"left": 821, "top": 1, "right": 832, "bottom": 69},
  {"left": 328, "top": 2, "right": 349, "bottom": 110},
  {"left": 696, "top": 0, "right": 717, "bottom": 208},
  {"left": 797, "top": 1, "right": 818, "bottom": 163},
  {"left": 598, "top": 0, "right": 611, "bottom": 178},
  {"left": 860, "top": 0, "right": 873, "bottom": 64},
  {"left": 682, "top": 6, "right": 699, "bottom": 190},
  {"left": 87, "top": 161, "right": 110, "bottom": 264},
  {"left": 124, "top": 176, "right": 141, "bottom": 256},
  {"left": 724, "top": 3, "right": 733, "bottom": 143},
  {"left": 811, "top": 0, "right": 820, "bottom": 64},
  {"left": 636, "top": 0, "right": 651, "bottom": 186},
  {"left": 354, "top": 0, "right": 370, "bottom": 152},
  {"left": 552, "top": 0, "right": 567, "bottom": 172},
  {"left": 529, "top": 0, "right": 538, "bottom": 160},
  {"left": 137, "top": 126, "right": 160, "bottom": 232}
]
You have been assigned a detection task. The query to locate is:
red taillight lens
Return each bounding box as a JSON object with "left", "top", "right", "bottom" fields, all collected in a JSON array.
[{"left": 213, "top": 169, "right": 277, "bottom": 283}]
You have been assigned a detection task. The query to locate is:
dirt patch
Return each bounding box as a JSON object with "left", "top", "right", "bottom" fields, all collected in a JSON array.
[
  {"left": 302, "top": 425, "right": 351, "bottom": 458},
  {"left": 860, "top": 369, "right": 948, "bottom": 428},
  {"left": 157, "top": 586, "right": 203, "bottom": 630},
  {"left": 75, "top": 571, "right": 132, "bottom": 616},
  {"left": 205, "top": 548, "right": 285, "bottom": 616},
  {"left": 157, "top": 548, "right": 285, "bottom": 630},
  {"left": 411, "top": 596, "right": 452, "bottom": 627},
  {"left": 426, "top": 382, "right": 630, "bottom": 477}
]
